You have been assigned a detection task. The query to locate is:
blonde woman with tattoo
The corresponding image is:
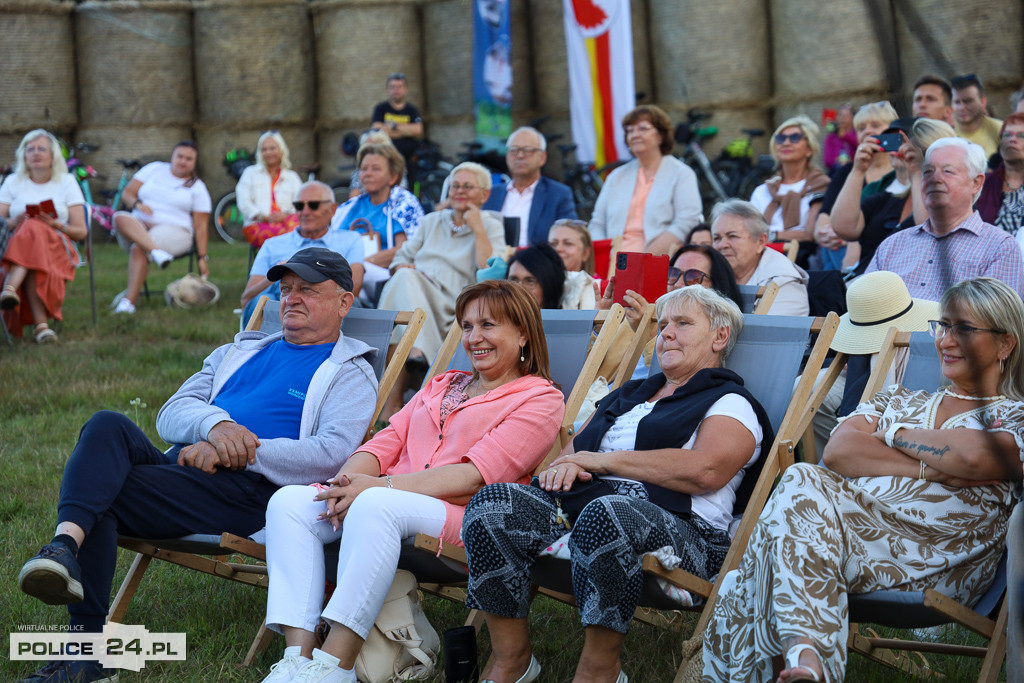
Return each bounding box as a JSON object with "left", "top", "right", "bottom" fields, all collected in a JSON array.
[{"left": 704, "top": 277, "right": 1024, "bottom": 683}]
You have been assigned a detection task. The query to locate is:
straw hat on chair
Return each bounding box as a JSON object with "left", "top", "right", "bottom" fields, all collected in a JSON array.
[{"left": 831, "top": 271, "right": 938, "bottom": 354}]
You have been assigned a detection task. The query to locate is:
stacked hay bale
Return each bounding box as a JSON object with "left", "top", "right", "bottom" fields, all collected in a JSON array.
[
  {"left": 193, "top": 0, "right": 316, "bottom": 201},
  {"left": 648, "top": 1, "right": 772, "bottom": 161},
  {"left": 312, "top": 0, "right": 422, "bottom": 186},
  {"left": 421, "top": 0, "right": 475, "bottom": 163},
  {"left": 895, "top": 0, "right": 1024, "bottom": 117},
  {"left": 74, "top": 0, "right": 194, "bottom": 194},
  {"left": 0, "top": 0, "right": 77, "bottom": 166}
]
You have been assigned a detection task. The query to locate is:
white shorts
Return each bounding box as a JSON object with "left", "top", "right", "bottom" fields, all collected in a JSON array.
[{"left": 114, "top": 212, "right": 193, "bottom": 256}]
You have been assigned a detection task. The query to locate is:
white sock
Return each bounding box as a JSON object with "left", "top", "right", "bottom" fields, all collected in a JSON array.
[
  {"left": 309, "top": 649, "right": 356, "bottom": 682},
  {"left": 283, "top": 645, "right": 309, "bottom": 663}
]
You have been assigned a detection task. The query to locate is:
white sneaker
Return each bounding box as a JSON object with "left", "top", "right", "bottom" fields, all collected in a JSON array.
[
  {"left": 114, "top": 298, "right": 136, "bottom": 315},
  {"left": 150, "top": 248, "right": 174, "bottom": 268},
  {"left": 261, "top": 646, "right": 310, "bottom": 683},
  {"left": 292, "top": 648, "right": 354, "bottom": 683}
]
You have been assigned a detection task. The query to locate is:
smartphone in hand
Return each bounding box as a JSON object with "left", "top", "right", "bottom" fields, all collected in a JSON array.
[
  {"left": 40, "top": 199, "right": 57, "bottom": 218},
  {"left": 613, "top": 252, "right": 669, "bottom": 306},
  {"left": 875, "top": 134, "right": 903, "bottom": 153}
]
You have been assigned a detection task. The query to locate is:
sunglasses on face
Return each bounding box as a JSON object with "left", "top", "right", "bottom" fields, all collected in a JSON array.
[
  {"left": 775, "top": 132, "right": 805, "bottom": 145},
  {"left": 293, "top": 200, "right": 325, "bottom": 211},
  {"left": 668, "top": 267, "right": 711, "bottom": 286}
]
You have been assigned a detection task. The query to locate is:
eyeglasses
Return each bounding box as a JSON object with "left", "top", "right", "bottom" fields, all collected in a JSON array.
[
  {"left": 508, "top": 275, "right": 540, "bottom": 288},
  {"left": 928, "top": 320, "right": 1005, "bottom": 340},
  {"left": 625, "top": 123, "right": 656, "bottom": 135},
  {"left": 775, "top": 132, "right": 805, "bottom": 145},
  {"left": 450, "top": 183, "right": 479, "bottom": 192},
  {"left": 507, "top": 146, "right": 543, "bottom": 157},
  {"left": 1001, "top": 131, "right": 1024, "bottom": 140},
  {"left": 668, "top": 268, "right": 711, "bottom": 287},
  {"left": 293, "top": 200, "right": 325, "bottom": 211}
]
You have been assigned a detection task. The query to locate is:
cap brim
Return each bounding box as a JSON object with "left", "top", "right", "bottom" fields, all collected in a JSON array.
[
  {"left": 830, "top": 298, "right": 939, "bottom": 354},
  {"left": 266, "top": 262, "right": 330, "bottom": 284}
]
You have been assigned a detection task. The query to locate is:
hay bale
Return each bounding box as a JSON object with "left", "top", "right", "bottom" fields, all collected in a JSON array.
[
  {"left": 75, "top": 1, "right": 194, "bottom": 127},
  {"left": 649, "top": 1, "right": 770, "bottom": 108},
  {"left": 196, "top": 126, "right": 316, "bottom": 201},
  {"left": 193, "top": 0, "right": 314, "bottom": 127},
  {"left": 895, "top": 0, "right": 1023, "bottom": 93},
  {"left": 771, "top": 0, "right": 887, "bottom": 105},
  {"left": 528, "top": 0, "right": 568, "bottom": 116},
  {"left": 629, "top": 0, "right": 652, "bottom": 104},
  {"left": 508, "top": 0, "right": 532, "bottom": 113},
  {"left": 72, "top": 125, "right": 193, "bottom": 194},
  {"left": 313, "top": 0, "right": 422, "bottom": 128},
  {"left": 316, "top": 127, "right": 362, "bottom": 191},
  {"left": 0, "top": 0, "right": 77, "bottom": 131},
  {"left": 421, "top": 0, "right": 474, "bottom": 120}
]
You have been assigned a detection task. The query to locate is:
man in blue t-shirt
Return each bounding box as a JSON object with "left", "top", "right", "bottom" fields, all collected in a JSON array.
[
  {"left": 16, "top": 248, "right": 378, "bottom": 683},
  {"left": 241, "top": 181, "right": 365, "bottom": 324}
]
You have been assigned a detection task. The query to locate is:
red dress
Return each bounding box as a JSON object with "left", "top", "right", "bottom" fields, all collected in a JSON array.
[{"left": 2, "top": 218, "right": 79, "bottom": 335}]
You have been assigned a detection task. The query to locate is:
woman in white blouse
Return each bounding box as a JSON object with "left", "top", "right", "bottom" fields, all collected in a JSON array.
[{"left": 236, "top": 131, "right": 303, "bottom": 249}]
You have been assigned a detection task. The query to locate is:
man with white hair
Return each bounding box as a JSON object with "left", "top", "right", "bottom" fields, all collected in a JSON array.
[
  {"left": 867, "top": 137, "right": 1024, "bottom": 300},
  {"left": 482, "top": 126, "right": 577, "bottom": 246}
]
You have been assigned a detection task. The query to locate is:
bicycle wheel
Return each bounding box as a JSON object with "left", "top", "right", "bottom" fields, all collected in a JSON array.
[
  {"left": 213, "top": 191, "right": 245, "bottom": 244},
  {"left": 571, "top": 173, "right": 601, "bottom": 221}
]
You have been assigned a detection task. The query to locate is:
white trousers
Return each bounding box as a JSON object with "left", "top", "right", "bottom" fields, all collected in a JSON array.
[{"left": 265, "top": 484, "right": 446, "bottom": 640}]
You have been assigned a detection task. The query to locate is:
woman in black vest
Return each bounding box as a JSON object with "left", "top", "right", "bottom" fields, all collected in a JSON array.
[{"left": 462, "top": 286, "right": 772, "bottom": 683}]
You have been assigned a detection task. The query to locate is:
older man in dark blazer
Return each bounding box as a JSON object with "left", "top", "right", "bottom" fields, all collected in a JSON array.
[{"left": 483, "top": 127, "right": 577, "bottom": 246}]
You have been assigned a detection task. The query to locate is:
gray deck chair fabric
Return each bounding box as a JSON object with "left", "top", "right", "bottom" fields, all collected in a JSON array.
[
  {"left": 737, "top": 284, "right": 760, "bottom": 314},
  {"left": 532, "top": 314, "right": 816, "bottom": 608},
  {"left": 258, "top": 305, "right": 395, "bottom": 381},
  {"left": 899, "top": 330, "right": 947, "bottom": 393},
  {"left": 447, "top": 309, "right": 598, "bottom": 401},
  {"left": 117, "top": 307, "right": 399, "bottom": 559}
]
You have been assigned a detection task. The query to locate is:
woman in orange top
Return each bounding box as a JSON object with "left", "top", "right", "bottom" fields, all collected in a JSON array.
[{"left": 260, "top": 280, "right": 565, "bottom": 682}]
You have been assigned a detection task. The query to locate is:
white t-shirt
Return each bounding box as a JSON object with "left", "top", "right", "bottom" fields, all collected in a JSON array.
[
  {"left": 750, "top": 179, "right": 811, "bottom": 232},
  {"left": 132, "top": 162, "right": 212, "bottom": 231},
  {"left": 597, "top": 393, "right": 763, "bottom": 531},
  {"left": 0, "top": 173, "right": 84, "bottom": 225}
]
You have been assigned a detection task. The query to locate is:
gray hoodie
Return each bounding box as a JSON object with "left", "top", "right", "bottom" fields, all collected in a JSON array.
[{"left": 155, "top": 329, "right": 378, "bottom": 486}]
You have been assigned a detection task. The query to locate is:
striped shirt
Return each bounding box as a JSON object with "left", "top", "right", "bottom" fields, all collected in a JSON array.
[{"left": 866, "top": 211, "right": 1024, "bottom": 301}]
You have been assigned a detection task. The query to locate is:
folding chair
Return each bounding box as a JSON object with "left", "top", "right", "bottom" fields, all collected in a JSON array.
[
  {"left": 141, "top": 239, "right": 196, "bottom": 301},
  {"left": 737, "top": 282, "right": 780, "bottom": 314},
  {"left": 522, "top": 314, "right": 841, "bottom": 674},
  {"left": 107, "top": 297, "right": 426, "bottom": 630}
]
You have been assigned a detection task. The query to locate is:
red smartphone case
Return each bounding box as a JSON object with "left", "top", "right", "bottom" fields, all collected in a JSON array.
[{"left": 613, "top": 252, "right": 669, "bottom": 306}]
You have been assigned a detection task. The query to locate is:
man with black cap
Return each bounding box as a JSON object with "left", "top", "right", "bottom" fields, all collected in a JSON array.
[{"left": 15, "top": 247, "right": 377, "bottom": 683}]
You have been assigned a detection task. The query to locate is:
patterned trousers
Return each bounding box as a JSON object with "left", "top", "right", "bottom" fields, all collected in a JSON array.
[{"left": 463, "top": 482, "right": 731, "bottom": 634}]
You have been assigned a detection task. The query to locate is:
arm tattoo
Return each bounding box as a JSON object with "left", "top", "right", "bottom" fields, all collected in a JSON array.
[{"left": 893, "top": 433, "right": 951, "bottom": 460}]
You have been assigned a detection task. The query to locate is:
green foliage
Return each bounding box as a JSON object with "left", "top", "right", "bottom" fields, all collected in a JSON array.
[{"left": 0, "top": 242, "right": 999, "bottom": 681}]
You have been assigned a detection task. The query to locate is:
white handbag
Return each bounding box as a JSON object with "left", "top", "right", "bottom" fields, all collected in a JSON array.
[{"left": 353, "top": 569, "right": 440, "bottom": 682}]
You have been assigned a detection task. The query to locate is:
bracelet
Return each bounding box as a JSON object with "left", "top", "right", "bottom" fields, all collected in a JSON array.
[
  {"left": 919, "top": 460, "right": 927, "bottom": 480},
  {"left": 884, "top": 422, "right": 906, "bottom": 448},
  {"left": 385, "top": 474, "right": 393, "bottom": 489}
]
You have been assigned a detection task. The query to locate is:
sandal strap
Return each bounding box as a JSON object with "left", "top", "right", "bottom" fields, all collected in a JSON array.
[{"left": 784, "top": 643, "right": 823, "bottom": 682}]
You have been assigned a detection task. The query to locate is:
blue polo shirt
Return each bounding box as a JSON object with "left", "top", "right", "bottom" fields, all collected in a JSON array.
[{"left": 213, "top": 340, "right": 335, "bottom": 439}]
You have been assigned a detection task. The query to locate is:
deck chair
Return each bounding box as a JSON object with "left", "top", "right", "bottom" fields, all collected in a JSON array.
[
  {"left": 532, "top": 315, "right": 839, "bottom": 636},
  {"left": 141, "top": 239, "right": 195, "bottom": 301},
  {"left": 841, "top": 329, "right": 1008, "bottom": 681},
  {"left": 737, "top": 282, "right": 780, "bottom": 314},
  {"left": 107, "top": 297, "right": 426, "bottom": 629}
]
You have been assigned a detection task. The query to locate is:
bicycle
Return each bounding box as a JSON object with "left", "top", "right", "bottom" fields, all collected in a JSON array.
[{"left": 556, "top": 143, "right": 626, "bottom": 221}]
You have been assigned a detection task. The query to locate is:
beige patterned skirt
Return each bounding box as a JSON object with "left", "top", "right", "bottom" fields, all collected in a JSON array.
[{"left": 702, "top": 463, "right": 1013, "bottom": 682}]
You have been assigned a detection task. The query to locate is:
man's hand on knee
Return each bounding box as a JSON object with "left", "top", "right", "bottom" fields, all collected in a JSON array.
[
  {"left": 207, "top": 421, "right": 260, "bottom": 469},
  {"left": 177, "top": 442, "right": 221, "bottom": 474}
]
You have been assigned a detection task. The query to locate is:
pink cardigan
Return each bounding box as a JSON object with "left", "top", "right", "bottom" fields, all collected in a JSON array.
[{"left": 361, "top": 370, "right": 565, "bottom": 545}]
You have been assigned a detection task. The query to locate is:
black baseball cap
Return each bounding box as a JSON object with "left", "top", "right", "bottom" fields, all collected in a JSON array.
[{"left": 267, "top": 247, "right": 354, "bottom": 292}]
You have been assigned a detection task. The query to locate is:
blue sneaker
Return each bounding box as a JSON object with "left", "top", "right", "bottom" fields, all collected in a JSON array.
[
  {"left": 18, "top": 542, "right": 84, "bottom": 604},
  {"left": 19, "top": 660, "right": 118, "bottom": 682}
]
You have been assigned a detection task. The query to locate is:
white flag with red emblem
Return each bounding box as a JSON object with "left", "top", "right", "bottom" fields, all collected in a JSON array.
[{"left": 562, "top": 0, "right": 635, "bottom": 166}]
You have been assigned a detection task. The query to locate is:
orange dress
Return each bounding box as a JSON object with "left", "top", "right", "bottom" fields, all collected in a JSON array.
[{"left": 2, "top": 218, "right": 79, "bottom": 335}]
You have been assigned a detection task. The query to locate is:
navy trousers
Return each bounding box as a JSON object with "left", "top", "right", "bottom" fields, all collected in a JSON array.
[{"left": 56, "top": 411, "right": 279, "bottom": 631}]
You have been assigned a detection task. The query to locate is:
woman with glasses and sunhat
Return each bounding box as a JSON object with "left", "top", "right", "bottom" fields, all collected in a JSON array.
[
  {"left": 704, "top": 277, "right": 1024, "bottom": 683},
  {"left": 749, "top": 116, "right": 830, "bottom": 265},
  {"left": 588, "top": 105, "right": 703, "bottom": 255}
]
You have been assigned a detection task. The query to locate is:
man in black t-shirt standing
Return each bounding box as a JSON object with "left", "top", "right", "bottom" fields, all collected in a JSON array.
[{"left": 371, "top": 72, "right": 424, "bottom": 168}]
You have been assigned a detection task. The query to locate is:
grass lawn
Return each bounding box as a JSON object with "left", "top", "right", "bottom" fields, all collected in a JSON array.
[{"left": 0, "top": 239, "right": 1002, "bottom": 681}]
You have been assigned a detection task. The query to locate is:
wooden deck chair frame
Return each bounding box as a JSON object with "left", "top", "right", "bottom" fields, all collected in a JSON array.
[
  {"left": 785, "top": 238, "right": 799, "bottom": 262},
  {"left": 107, "top": 297, "right": 426, "bottom": 637},
  {"left": 780, "top": 326, "right": 1009, "bottom": 680}
]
